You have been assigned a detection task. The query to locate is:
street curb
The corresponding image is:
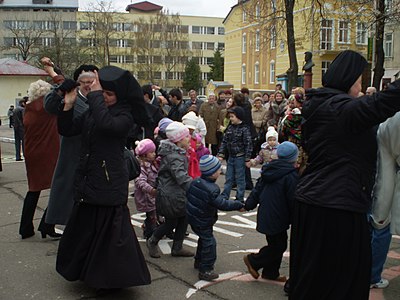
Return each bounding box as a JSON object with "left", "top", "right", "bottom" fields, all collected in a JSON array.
[{"left": 0, "top": 137, "right": 14, "bottom": 143}]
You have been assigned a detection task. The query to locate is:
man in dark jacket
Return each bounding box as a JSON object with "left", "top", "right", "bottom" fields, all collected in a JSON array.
[
  {"left": 187, "top": 155, "right": 244, "bottom": 281},
  {"left": 243, "top": 141, "right": 298, "bottom": 282},
  {"left": 167, "top": 88, "right": 186, "bottom": 122}
]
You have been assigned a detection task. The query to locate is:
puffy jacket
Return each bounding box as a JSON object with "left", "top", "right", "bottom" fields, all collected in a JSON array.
[
  {"left": 218, "top": 122, "right": 253, "bottom": 161},
  {"left": 187, "top": 176, "right": 243, "bottom": 228},
  {"left": 297, "top": 84, "right": 400, "bottom": 213},
  {"left": 156, "top": 139, "right": 192, "bottom": 218},
  {"left": 134, "top": 160, "right": 158, "bottom": 212},
  {"left": 245, "top": 159, "right": 298, "bottom": 235}
]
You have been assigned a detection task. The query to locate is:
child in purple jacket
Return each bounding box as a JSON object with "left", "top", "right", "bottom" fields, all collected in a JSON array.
[{"left": 195, "top": 133, "right": 210, "bottom": 160}]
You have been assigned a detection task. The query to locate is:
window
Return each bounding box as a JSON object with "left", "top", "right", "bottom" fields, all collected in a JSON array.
[
  {"left": 180, "top": 25, "right": 189, "bottom": 33},
  {"left": 192, "top": 41, "right": 202, "bottom": 50},
  {"left": 179, "top": 41, "right": 189, "bottom": 49},
  {"left": 81, "top": 38, "right": 96, "bottom": 47},
  {"left": 151, "top": 40, "right": 160, "bottom": 48},
  {"left": 206, "top": 57, "right": 214, "bottom": 65},
  {"left": 385, "top": 0, "right": 393, "bottom": 13},
  {"left": 218, "top": 42, "right": 225, "bottom": 50},
  {"left": 270, "top": 26, "right": 276, "bottom": 49},
  {"left": 116, "top": 39, "right": 129, "bottom": 48},
  {"left": 320, "top": 19, "right": 333, "bottom": 50},
  {"left": 192, "top": 26, "right": 201, "bottom": 34},
  {"left": 321, "top": 61, "right": 331, "bottom": 78},
  {"left": 153, "top": 72, "right": 162, "bottom": 80},
  {"left": 63, "top": 21, "right": 77, "bottom": 30},
  {"left": 137, "top": 55, "right": 147, "bottom": 64},
  {"left": 33, "top": 0, "right": 53, "bottom": 4},
  {"left": 218, "top": 27, "right": 225, "bottom": 35},
  {"left": 338, "top": 20, "right": 350, "bottom": 43},
  {"left": 109, "top": 55, "right": 133, "bottom": 63},
  {"left": 113, "top": 23, "right": 133, "bottom": 32},
  {"left": 384, "top": 33, "right": 393, "bottom": 58},
  {"left": 243, "top": 10, "right": 247, "bottom": 22},
  {"left": 33, "top": 21, "right": 57, "bottom": 30},
  {"left": 356, "top": 22, "right": 367, "bottom": 45},
  {"left": 254, "top": 62, "right": 260, "bottom": 84},
  {"left": 206, "top": 42, "right": 215, "bottom": 50},
  {"left": 271, "top": 0, "right": 277, "bottom": 13},
  {"left": 242, "top": 33, "right": 247, "bottom": 53},
  {"left": 64, "top": 38, "right": 76, "bottom": 46},
  {"left": 256, "top": 2, "right": 261, "bottom": 19},
  {"left": 152, "top": 56, "right": 162, "bottom": 64},
  {"left": 206, "top": 27, "right": 215, "bottom": 35},
  {"left": 202, "top": 72, "right": 210, "bottom": 81},
  {"left": 165, "top": 57, "right": 175, "bottom": 64},
  {"left": 255, "top": 30, "right": 260, "bottom": 51},
  {"left": 4, "top": 20, "right": 29, "bottom": 29},
  {"left": 242, "top": 64, "right": 246, "bottom": 84},
  {"left": 269, "top": 60, "right": 275, "bottom": 83},
  {"left": 80, "top": 22, "right": 95, "bottom": 30},
  {"left": 40, "top": 37, "right": 54, "bottom": 46}
]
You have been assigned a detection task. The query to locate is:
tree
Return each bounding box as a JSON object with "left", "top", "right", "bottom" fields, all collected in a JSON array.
[
  {"left": 372, "top": 0, "right": 387, "bottom": 90},
  {"left": 182, "top": 58, "right": 201, "bottom": 92},
  {"left": 283, "top": 0, "right": 298, "bottom": 91},
  {"left": 209, "top": 49, "right": 224, "bottom": 81}
]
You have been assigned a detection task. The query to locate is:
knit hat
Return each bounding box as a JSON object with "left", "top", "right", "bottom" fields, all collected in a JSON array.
[
  {"left": 158, "top": 117, "right": 173, "bottom": 133},
  {"left": 182, "top": 111, "right": 198, "bottom": 130},
  {"left": 199, "top": 155, "right": 221, "bottom": 176},
  {"left": 135, "top": 138, "right": 156, "bottom": 156},
  {"left": 266, "top": 126, "right": 278, "bottom": 140},
  {"left": 277, "top": 141, "right": 299, "bottom": 163},
  {"left": 166, "top": 121, "right": 190, "bottom": 143},
  {"left": 228, "top": 106, "right": 245, "bottom": 121}
]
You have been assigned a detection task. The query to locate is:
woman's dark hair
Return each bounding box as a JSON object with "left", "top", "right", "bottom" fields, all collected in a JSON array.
[{"left": 73, "top": 64, "right": 99, "bottom": 81}]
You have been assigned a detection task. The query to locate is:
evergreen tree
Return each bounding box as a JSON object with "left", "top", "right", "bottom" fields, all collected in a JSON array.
[
  {"left": 209, "top": 49, "right": 224, "bottom": 81},
  {"left": 183, "top": 58, "right": 201, "bottom": 92}
]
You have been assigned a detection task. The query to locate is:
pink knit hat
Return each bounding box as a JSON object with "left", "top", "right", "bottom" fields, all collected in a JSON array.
[
  {"left": 135, "top": 138, "right": 156, "bottom": 156},
  {"left": 166, "top": 121, "right": 190, "bottom": 143}
]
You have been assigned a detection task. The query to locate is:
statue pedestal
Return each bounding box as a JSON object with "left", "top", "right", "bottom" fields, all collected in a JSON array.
[{"left": 303, "top": 71, "right": 313, "bottom": 89}]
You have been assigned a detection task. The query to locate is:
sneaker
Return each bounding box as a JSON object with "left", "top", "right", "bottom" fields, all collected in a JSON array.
[
  {"left": 198, "top": 271, "right": 219, "bottom": 281},
  {"left": 243, "top": 254, "right": 259, "bottom": 279},
  {"left": 370, "top": 278, "right": 389, "bottom": 289}
]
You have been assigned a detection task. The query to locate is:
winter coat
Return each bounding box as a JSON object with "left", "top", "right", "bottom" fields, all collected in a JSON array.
[
  {"left": 167, "top": 100, "right": 186, "bottom": 122},
  {"left": 253, "top": 142, "right": 279, "bottom": 165},
  {"left": 297, "top": 85, "right": 400, "bottom": 214},
  {"left": 196, "top": 144, "right": 210, "bottom": 160},
  {"left": 251, "top": 106, "right": 269, "bottom": 133},
  {"left": 371, "top": 112, "right": 400, "bottom": 234},
  {"left": 199, "top": 102, "right": 220, "bottom": 145},
  {"left": 269, "top": 99, "right": 288, "bottom": 126},
  {"left": 188, "top": 137, "right": 201, "bottom": 179},
  {"left": 187, "top": 176, "right": 243, "bottom": 228},
  {"left": 218, "top": 122, "right": 253, "bottom": 161},
  {"left": 156, "top": 139, "right": 192, "bottom": 218},
  {"left": 44, "top": 88, "right": 89, "bottom": 225},
  {"left": 134, "top": 159, "right": 159, "bottom": 212},
  {"left": 23, "top": 97, "right": 60, "bottom": 191},
  {"left": 58, "top": 90, "right": 133, "bottom": 207},
  {"left": 245, "top": 159, "right": 298, "bottom": 235}
]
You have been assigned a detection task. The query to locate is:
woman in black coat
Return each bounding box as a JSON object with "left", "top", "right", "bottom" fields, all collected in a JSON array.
[
  {"left": 55, "top": 66, "right": 151, "bottom": 291},
  {"left": 289, "top": 50, "right": 400, "bottom": 300}
]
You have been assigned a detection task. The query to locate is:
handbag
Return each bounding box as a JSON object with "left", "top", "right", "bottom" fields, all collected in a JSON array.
[{"left": 124, "top": 147, "right": 141, "bottom": 181}]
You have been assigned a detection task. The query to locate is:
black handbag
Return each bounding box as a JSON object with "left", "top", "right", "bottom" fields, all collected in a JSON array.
[{"left": 124, "top": 147, "right": 141, "bottom": 181}]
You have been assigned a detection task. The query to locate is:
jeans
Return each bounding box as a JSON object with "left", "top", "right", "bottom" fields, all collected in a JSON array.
[
  {"left": 14, "top": 130, "right": 24, "bottom": 160},
  {"left": 191, "top": 225, "right": 216, "bottom": 272},
  {"left": 370, "top": 222, "right": 391, "bottom": 284},
  {"left": 222, "top": 156, "right": 246, "bottom": 202}
]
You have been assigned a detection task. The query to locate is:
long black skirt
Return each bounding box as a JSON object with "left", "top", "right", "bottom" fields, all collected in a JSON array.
[
  {"left": 56, "top": 202, "right": 151, "bottom": 289},
  {"left": 289, "top": 201, "right": 371, "bottom": 300}
]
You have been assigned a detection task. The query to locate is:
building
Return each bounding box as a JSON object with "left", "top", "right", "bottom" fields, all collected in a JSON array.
[
  {"left": 223, "top": 0, "right": 374, "bottom": 93},
  {"left": 0, "top": 0, "right": 225, "bottom": 94}
]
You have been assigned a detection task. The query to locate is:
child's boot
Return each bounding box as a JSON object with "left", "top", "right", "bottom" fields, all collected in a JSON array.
[
  {"left": 171, "top": 240, "right": 194, "bottom": 257},
  {"left": 199, "top": 270, "right": 219, "bottom": 281},
  {"left": 146, "top": 235, "right": 161, "bottom": 258}
]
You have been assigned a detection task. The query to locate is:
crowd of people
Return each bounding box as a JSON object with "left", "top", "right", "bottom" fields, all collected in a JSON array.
[{"left": 8, "top": 50, "right": 400, "bottom": 299}]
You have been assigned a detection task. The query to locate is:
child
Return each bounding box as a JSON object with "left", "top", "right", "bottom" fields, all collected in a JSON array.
[
  {"left": 146, "top": 121, "right": 194, "bottom": 258},
  {"left": 243, "top": 141, "right": 299, "bottom": 282},
  {"left": 195, "top": 133, "right": 210, "bottom": 160},
  {"left": 182, "top": 111, "right": 201, "bottom": 178},
  {"left": 134, "top": 139, "right": 159, "bottom": 239},
  {"left": 251, "top": 126, "right": 279, "bottom": 166},
  {"left": 217, "top": 106, "right": 253, "bottom": 203},
  {"left": 187, "top": 155, "right": 244, "bottom": 281}
]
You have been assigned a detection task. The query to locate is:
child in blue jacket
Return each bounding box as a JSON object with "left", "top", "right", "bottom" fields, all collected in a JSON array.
[
  {"left": 243, "top": 141, "right": 299, "bottom": 282},
  {"left": 187, "top": 155, "right": 244, "bottom": 281}
]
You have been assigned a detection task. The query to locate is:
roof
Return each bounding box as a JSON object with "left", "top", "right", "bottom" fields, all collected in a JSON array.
[
  {"left": 126, "top": 1, "right": 163, "bottom": 12},
  {"left": 208, "top": 80, "right": 233, "bottom": 87},
  {"left": 0, "top": 58, "right": 48, "bottom": 76},
  {"left": 223, "top": 0, "right": 249, "bottom": 24}
]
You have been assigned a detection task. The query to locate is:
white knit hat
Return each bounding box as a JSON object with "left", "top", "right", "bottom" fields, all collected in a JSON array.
[
  {"left": 182, "top": 111, "right": 198, "bottom": 130},
  {"left": 166, "top": 121, "right": 190, "bottom": 143},
  {"left": 266, "top": 126, "right": 278, "bottom": 140}
]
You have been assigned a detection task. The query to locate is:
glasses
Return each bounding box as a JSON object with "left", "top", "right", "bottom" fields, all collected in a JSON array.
[{"left": 79, "top": 80, "right": 93, "bottom": 85}]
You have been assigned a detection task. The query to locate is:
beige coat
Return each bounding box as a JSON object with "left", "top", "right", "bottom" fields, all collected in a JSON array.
[
  {"left": 199, "top": 102, "right": 220, "bottom": 145},
  {"left": 251, "top": 106, "right": 269, "bottom": 133}
]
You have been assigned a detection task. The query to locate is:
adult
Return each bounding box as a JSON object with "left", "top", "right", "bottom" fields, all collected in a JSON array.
[
  {"left": 7, "top": 105, "right": 14, "bottom": 128},
  {"left": 168, "top": 88, "right": 186, "bottom": 122},
  {"left": 366, "top": 86, "right": 377, "bottom": 95},
  {"left": 19, "top": 80, "right": 60, "bottom": 239},
  {"left": 240, "top": 87, "right": 252, "bottom": 105},
  {"left": 252, "top": 97, "right": 270, "bottom": 154},
  {"left": 269, "top": 90, "right": 288, "bottom": 128},
  {"left": 184, "top": 89, "right": 204, "bottom": 112},
  {"left": 199, "top": 94, "right": 220, "bottom": 156},
  {"left": 43, "top": 58, "right": 99, "bottom": 226},
  {"left": 217, "top": 90, "right": 226, "bottom": 109},
  {"left": 289, "top": 50, "right": 400, "bottom": 299},
  {"left": 56, "top": 66, "right": 151, "bottom": 290},
  {"left": 262, "top": 92, "right": 270, "bottom": 109},
  {"left": 13, "top": 98, "right": 26, "bottom": 161}
]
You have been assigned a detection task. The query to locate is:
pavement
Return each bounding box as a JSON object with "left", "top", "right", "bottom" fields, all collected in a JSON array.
[{"left": 1, "top": 125, "right": 400, "bottom": 300}]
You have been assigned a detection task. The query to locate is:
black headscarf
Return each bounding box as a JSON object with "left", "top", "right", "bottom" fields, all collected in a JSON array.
[
  {"left": 98, "top": 66, "right": 158, "bottom": 128},
  {"left": 322, "top": 50, "right": 367, "bottom": 93}
]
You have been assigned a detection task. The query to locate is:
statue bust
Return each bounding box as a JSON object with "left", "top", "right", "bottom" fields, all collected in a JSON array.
[{"left": 303, "top": 51, "right": 315, "bottom": 72}]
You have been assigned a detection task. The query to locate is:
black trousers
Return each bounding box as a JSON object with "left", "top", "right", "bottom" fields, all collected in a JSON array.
[
  {"left": 248, "top": 231, "right": 287, "bottom": 279},
  {"left": 152, "top": 215, "right": 188, "bottom": 242}
]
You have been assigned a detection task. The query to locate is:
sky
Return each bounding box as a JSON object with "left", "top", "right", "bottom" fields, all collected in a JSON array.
[{"left": 79, "top": 0, "right": 238, "bottom": 18}]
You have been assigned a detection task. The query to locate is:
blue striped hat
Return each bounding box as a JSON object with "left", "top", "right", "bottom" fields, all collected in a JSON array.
[{"left": 199, "top": 155, "right": 221, "bottom": 176}]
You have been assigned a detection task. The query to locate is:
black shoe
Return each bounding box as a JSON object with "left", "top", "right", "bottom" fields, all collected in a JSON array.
[
  {"left": 16, "top": 158, "right": 23, "bottom": 161},
  {"left": 21, "top": 232, "right": 35, "bottom": 239},
  {"left": 284, "top": 278, "right": 290, "bottom": 295},
  {"left": 38, "top": 229, "right": 62, "bottom": 239},
  {"left": 166, "top": 231, "right": 174, "bottom": 239},
  {"left": 199, "top": 271, "right": 219, "bottom": 281}
]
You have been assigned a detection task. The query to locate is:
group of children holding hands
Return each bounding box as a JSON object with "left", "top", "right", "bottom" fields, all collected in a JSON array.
[{"left": 133, "top": 106, "right": 299, "bottom": 282}]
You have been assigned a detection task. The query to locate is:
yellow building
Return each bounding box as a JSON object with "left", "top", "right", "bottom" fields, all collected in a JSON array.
[{"left": 223, "top": 0, "right": 371, "bottom": 92}]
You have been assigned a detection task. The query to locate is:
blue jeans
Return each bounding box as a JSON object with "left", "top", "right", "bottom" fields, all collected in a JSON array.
[
  {"left": 14, "top": 130, "right": 24, "bottom": 160},
  {"left": 370, "top": 221, "right": 391, "bottom": 284},
  {"left": 222, "top": 156, "right": 245, "bottom": 202},
  {"left": 191, "top": 225, "right": 216, "bottom": 272}
]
